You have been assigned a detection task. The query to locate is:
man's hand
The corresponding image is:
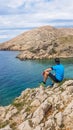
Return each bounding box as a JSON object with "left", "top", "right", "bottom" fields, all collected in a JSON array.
[
  {"left": 45, "top": 68, "right": 52, "bottom": 72},
  {"left": 42, "top": 68, "right": 52, "bottom": 75}
]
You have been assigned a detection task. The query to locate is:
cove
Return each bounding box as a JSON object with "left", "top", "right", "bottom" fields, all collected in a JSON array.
[{"left": 0, "top": 51, "right": 73, "bottom": 106}]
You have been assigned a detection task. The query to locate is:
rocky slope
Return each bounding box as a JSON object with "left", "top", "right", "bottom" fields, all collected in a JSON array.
[
  {"left": 0, "top": 80, "right": 73, "bottom": 130},
  {"left": 0, "top": 26, "right": 73, "bottom": 60}
]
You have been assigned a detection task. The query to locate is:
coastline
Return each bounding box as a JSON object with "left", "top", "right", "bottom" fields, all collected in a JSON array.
[
  {"left": 0, "top": 80, "right": 73, "bottom": 130},
  {"left": 0, "top": 26, "right": 73, "bottom": 60}
]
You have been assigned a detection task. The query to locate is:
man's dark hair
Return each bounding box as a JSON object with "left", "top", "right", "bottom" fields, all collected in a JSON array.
[{"left": 55, "top": 58, "right": 60, "bottom": 64}]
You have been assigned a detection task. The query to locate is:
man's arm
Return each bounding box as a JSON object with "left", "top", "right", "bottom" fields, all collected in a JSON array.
[
  {"left": 42, "top": 67, "right": 52, "bottom": 76},
  {"left": 44, "top": 67, "right": 52, "bottom": 72}
]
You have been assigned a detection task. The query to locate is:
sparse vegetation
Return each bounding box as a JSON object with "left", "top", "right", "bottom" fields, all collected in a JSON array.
[
  {"left": 12, "top": 101, "right": 25, "bottom": 111},
  {"left": 9, "top": 121, "right": 17, "bottom": 130},
  {"left": 49, "top": 48, "right": 57, "bottom": 55},
  {"left": 0, "top": 121, "right": 9, "bottom": 128},
  {"left": 0, "top": 79, "right": 73, "bottom": 130},
  {"left": 29, "top": 119, "right": 33, "bottom": 127}
]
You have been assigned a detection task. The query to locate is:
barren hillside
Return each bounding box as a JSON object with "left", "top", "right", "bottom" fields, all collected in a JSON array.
[{"left": 0, "top": 26, "right": 73, "bottom": 60}]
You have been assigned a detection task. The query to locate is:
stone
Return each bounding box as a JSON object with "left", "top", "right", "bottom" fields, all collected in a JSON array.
[
  {"left": 21, "top": 112, "right": 28, "bottom": 120},
  {"left": 30, "top": 99, "right": 40, "bottom": 107},
  {"left": 4, "top": 106, "right": 18, "bottom": 121},
  {"left": 0, "top": 107, "right": 6, "bottom": 119},
  {"left": 55, "top": 112, "right": 63, "bottom": 127},
  {"left": 45, "top": 119, "right": 54, "bottom": 129},
  {"left": 0, "top": 80, "right": 73, "bottom": 130},
  {"left": 32, "top": 108, "right": 44, "bottom": 125},
  {"left": 67, "top": 86, "right": 73, "bottom": 94},
  {"left": 34, "top": 125, "right": 42, "bottom": 130},
  {"left": 35, "top": 93, "right": 48, "bottom": 103},
  {"left": 32, "top": 100, "right": 52, "bottom": 125},
  {"left": 61, "top": 80, "right": 73, "bottom": 89},
  {"left": 63, "top": 100, "right": 73, "bottom": 116},
  {"left": 18, "top": 120, "right": 33, "bottom": 130},
  {"left": 0, "top": 125, "right": 12, "bottom": 130}
]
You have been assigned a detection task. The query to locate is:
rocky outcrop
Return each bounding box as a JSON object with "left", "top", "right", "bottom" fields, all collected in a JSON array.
[
  {"left": 0, "top": 26, "right": 73, "bottom": 60},
  {"left": 0, "top": 80, "right": 73, "bottom": 130}
]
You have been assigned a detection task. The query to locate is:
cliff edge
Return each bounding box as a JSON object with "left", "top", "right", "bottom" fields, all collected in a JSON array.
[{"left": 0, "top": 80, "right": 73, "bottom": 130}]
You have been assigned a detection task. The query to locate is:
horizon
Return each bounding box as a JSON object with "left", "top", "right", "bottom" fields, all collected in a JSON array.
[
  {"left": 0, "top": 0, "right": 73, "bottom": 43},
  {"left": 0, "top": 25, "right": 73, "bottom": 44}
]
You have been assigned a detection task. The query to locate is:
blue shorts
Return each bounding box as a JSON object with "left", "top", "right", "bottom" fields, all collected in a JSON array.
[{"left": 48, "top": 73, "right": 60, "bottom": 83}]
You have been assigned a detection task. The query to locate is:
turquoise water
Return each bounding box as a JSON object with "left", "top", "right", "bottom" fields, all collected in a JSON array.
[{"left": 0, "top": 51, "right": 73, "bottom": 106}]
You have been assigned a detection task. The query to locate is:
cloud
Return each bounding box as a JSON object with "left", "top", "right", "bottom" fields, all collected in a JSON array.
[
  {"left": 7, "top": 0, "right": 24, "bottom": 8},
  {"left": 0, "top": 0, "right": 73, "bottom": 43}
]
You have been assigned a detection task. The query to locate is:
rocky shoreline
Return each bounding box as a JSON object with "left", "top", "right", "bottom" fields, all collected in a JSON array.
[
  {"left": 0, "top": 26, "right": 73, "bottom": 60},
  {"left": 0, "top": 80, "right": 73, "bottom": 130},
  {"left": 16, "top": 51, "right": 73, "bottom": 60}
]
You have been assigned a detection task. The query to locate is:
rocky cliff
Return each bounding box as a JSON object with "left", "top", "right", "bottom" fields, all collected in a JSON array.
[
  {"left": 0, "top": 80, "right": 73, "bottom": 130},
  {"left": 0, "top": 26, "right": 73, "bottom": 60}
]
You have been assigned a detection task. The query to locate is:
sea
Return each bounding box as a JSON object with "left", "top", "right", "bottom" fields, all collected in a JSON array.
[{"left": 0, "top": 51, "right": 73, "bottom": 106}]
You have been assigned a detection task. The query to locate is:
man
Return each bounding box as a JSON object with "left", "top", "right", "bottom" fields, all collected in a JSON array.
[{"left": 42, "top": 58, "right": 64, "bottom": 86}]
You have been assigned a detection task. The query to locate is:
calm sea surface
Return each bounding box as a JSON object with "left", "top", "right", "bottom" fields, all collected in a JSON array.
[{"left": 0, "top": 51, "right": 73, "bottom": 106}]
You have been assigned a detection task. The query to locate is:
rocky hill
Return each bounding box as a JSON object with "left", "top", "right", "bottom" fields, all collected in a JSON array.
[
  {"left": 0, "top": 80, "right": 73, "bottom": 130},
  {"left": 0, "top": 26, "right": 73, "bottom": 60}
]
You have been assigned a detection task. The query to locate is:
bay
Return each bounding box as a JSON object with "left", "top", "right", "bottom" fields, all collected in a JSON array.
[{"left": 0, "top": 51, "right": 73, "bottom": 106}]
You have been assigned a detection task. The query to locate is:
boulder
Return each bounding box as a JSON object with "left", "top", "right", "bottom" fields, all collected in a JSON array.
[{"left": 32, "top": 100, "right": 52, "bottom": 125}]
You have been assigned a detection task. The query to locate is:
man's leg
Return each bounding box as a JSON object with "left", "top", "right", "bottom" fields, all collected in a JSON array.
[{"left": 43, "top": 71, "right": 50, "bottom": 83}]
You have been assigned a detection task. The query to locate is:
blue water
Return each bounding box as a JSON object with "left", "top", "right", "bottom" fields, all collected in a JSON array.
[{"left": 0, "top": 51, "right": 73, "bottom": 106}]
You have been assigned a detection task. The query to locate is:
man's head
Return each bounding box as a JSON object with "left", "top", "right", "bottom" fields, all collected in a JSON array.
[{"left": 55, "top": 58, "right": 60, "bottom": 64}]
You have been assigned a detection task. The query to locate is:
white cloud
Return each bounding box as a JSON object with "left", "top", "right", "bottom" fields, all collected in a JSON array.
[
  {"left": 0, "top": 0, "right": 73, "bottom": 43},
  {"left": 0, "top": 0, "right": 24, "bottom": 8},
  {"left": 0, "top": 35, "right": 8, "bottom": 39},
  {"left": 7, "top": 0, "right": 24, "bottom": 8}
]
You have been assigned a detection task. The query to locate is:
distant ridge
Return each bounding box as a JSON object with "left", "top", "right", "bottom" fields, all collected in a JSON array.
[{"left": 0, "top": 25, "right": 73, "bottom": 60}]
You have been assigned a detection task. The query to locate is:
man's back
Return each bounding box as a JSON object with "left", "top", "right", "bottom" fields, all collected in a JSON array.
[{"left": 52, "top": 64, "right": 64, "bottom": 81}]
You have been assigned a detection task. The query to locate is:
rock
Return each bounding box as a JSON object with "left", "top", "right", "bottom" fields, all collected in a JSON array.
[
  {"left": 21, "top": 88, "right": 31, "bottom": 98},
  {"left": 0, "top": 107, "right": 6, "bottom": 119},
  {"left": 55, "top": 112, "right": 63, "bottom": 127},
  {"left": 0, "top": 125, "right": 12, "bottom": 130},
  {"left": 67, "top": 85, "right": 73, "bottom": 94},
  {"left": 32, "top": 100, "right": 52, "bottom": 125},
  {"left": 0, "top": 26, "right": 73, "bottom": 60},
  {"left": 30, "top": 99, "right": 40, "bottom": 107},
  {"left": 16, "top": 51, "right": 35, "bottom": 60},
  {"left": 4, "top": 106, "right": 18, "bottom": 121},
  {"left": 45, "top": 119, "right": 54, "bottom": 129},
  {"left": 21, "top": 112, "right": 28, "bottom": 120},
  {"left": 27, "top": 113, "right": 33, "bottom": 119},
  {"left": 0, "top": 80, "right": 73, "bottom": 130},
  {"left": 18, "top": 120, "right": 33, "bottom": 130},
  {"left": 61, "top": 80, "right": 73, "bottom": 89},
  {"left": 61, "top": 91, "right": 70, "bottom": 103},
  {"left": 35, "top": 91, "right": 48, "bottom": 103},
  {"left": 63, "top": 100, "right": 73, "bottom": 116},
  {"left": 52, "top": 95, "right": 60, "bottom": 105},
  {"left": 63, "top": 100, "right": 73, "bottom": 130},
  {"left": 32, "top": 107, "right": 44, "bottom": 125},
  {"left": 34, "top": 125, "right": 42, "bottom": 130}
]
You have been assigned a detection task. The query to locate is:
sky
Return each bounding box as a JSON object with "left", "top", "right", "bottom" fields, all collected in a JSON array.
[{"left": 0, "top": 0, "right": 73, "bottom": 43}]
